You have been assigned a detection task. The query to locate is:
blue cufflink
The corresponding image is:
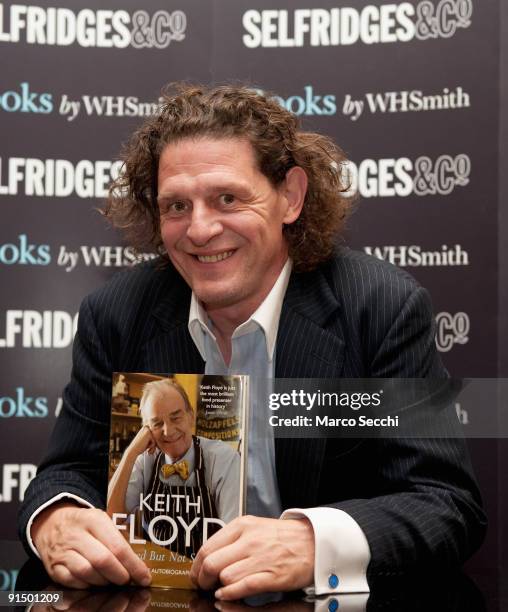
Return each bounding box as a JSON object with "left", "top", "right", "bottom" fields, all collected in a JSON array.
[
  {"left": 328, "top": 573, "right": 339, "bottom": 588},
  {"left": 328, "top": 598, "right": 339, "bottom": 612}
]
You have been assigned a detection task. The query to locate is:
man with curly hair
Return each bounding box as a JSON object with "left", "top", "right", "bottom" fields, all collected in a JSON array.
[{"left": 19, "top": 84, "right": 485, "bottom": 600}]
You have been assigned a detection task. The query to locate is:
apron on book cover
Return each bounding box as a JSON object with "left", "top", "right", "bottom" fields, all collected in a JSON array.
[{"left": 143, "top": 436, "right": 220, "bottom": 558}]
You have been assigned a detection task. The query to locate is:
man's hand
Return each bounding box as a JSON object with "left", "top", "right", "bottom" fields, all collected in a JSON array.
[
  {"left": 31, "top": 502, "right": 152, "bottom": 589},
  {"left": 190, "top": 516, "right": 315, "bottom": 600},
  {"left": 125, "top": 425, "right": 156, "bottom": 459}
]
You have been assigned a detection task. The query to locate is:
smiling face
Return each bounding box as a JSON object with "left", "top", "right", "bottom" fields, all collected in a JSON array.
[
  {"left": 157, "top": 137, "right": 305, "bottom": 323},
  {"left": 143, "top": 386, "right": 194, "bottom": 461}
]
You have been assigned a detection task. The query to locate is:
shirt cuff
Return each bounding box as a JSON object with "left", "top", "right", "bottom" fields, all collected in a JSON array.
[
  {"left": 313, "top": 594, "right": 369, "bottom": 612},
  {"left": 281, "top": 507, "right": 371, "bottom": 595},
  {"left": 26, "top": 492, "right": 94, "bottom": 558}
]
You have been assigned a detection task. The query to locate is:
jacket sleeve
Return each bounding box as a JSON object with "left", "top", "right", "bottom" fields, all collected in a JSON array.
[
  {"left": 331, "top": 286, "right": 486, "bottom": 581},
  {"left": 18, "top": 294, "right": 112, "bottom": 555}
]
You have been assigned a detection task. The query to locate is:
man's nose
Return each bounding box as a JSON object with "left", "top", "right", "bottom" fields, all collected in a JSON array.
[
  {"left": 162, "top": 421, "right": 174, "bottom": 437},
  {"left": 186, "top": 202, "right": 223, "bottom": 246}
]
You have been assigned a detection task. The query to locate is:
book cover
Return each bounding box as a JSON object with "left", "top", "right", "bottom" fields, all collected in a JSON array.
[{"left": 107, "top": 372, "right": 248, "bottom": 589}]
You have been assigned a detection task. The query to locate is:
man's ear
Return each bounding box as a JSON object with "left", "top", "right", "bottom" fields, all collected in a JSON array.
[{"left": 281, "top": 166, "right": 308, "bottom": 224}]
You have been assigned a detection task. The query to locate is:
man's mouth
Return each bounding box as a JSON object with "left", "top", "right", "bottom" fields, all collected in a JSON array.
[
  {"left": 162, "top": 433, "right": 183, "bottom": 444},
  {"left": 195, "top": 250, "right": 235, "bottom": 263}
]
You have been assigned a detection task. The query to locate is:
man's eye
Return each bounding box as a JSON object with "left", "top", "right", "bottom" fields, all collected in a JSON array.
[
  {"left": 168, "top": 201, "right": 189, "bottom": 214},
  {"left": 160, "top": 200, "right": 188, "bottom": 216},
  {"left": 219, "top": 194, "right": 235, "bottom": 206}
]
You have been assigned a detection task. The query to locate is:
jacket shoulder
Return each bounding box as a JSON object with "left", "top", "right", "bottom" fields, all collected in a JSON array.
[
  {"left": 326, "top": 247, "right": 421, "bottom": 300},
  {"left": 77, "top": 259, "right": 189, "bottom": 357},
  {"left": 86, "top": 258, "right": 176, "bottom": 306},
  {"left": 321, "top": 247, "right": 429, "bottom": 323},
  {"left": 322, "top": 248, "right": 439, "bottom": 374}
]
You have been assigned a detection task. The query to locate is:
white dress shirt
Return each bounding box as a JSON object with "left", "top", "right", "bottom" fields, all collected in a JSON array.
[{"left": 188, "top": 258, "right": 370, "bottom": 595}]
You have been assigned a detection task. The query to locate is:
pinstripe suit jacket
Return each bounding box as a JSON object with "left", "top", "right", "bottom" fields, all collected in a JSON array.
[{"left": 19, "top": 248, "right": 486, "bottom": 582}]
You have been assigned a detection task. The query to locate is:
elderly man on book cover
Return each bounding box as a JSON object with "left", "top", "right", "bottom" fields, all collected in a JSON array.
[{"left": 107, "top": 378, "right": 240, "bottom": 559}]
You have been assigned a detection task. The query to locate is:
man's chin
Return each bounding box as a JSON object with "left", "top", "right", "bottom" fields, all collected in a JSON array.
[
  {"left": 161, "top": 441, "right": 191, "bottom": 461},
  {"left": 194, "top": 285, "right": 245, "bottom": 311}
]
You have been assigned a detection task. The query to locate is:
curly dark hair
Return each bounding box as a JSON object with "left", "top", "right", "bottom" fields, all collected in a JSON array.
[{"left": 104, "top": 83, "right": 353, "bottom": 272}]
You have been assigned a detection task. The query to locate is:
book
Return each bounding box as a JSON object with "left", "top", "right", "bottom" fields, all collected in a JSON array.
[{"left": 107, "top": 372, "right": 248, "bottom": 589}]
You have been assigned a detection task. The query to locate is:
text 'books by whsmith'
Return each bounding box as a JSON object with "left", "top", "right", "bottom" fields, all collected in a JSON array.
[{"left": 106, "top": 372, "right": 248, "bottom": 589}]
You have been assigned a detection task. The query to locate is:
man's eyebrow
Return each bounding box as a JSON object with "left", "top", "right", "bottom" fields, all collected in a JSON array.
[
  {"left": 157, "top": 181, "right": 252, "bottom": 201},
  {"left": 207, "top": 181, "right": 252, "bottom": 194},
  {"left": 157, "top": 192, "right": 182, "bottom": 205}
]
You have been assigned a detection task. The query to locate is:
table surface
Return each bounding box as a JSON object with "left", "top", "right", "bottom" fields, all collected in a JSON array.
[{"left": 1, "top": 540, "right": 506, "bottom": 612}]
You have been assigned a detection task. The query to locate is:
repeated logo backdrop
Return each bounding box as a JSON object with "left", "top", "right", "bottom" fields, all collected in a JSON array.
[{"left": 0, "top": 0, "right": 502, "bottom": 570}]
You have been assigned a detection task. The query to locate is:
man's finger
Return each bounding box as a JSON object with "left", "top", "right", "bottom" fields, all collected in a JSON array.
[
  {"left": 59, "top": 549, "right": 109, "bottom": 587},
  {"left": 218, "top": 555, "right": 269, "bottom": 587},
  {"left": 87, "top": 513, "right": 151, "bottom": 585},
  {"left": 215, "top": 572, "right": 274, "bottom": 601},
  {"left": 51, "top": 563, "right": 89, "bottom": 590},
  {"left": 194, "top": 541, "right": 249, "bottom": 590},
  {"left": 77, "top": 532, "right": 131, "bottom": 585},
  {"left": 191, "top": 520, "right": 243, "bottom": 583}
]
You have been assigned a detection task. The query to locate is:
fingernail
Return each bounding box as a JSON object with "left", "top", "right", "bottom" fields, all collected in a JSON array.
[
  {"left": 215, "top": 589, "right": 223, "bottom": 600},
  {"left": 141, "top": 575, "right": 152, "bottom": 587},
  {"left": 214, "top": 603, "right": 223, "bottom": 611}
]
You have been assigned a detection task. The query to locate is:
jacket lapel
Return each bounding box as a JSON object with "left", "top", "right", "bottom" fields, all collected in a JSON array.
[
  {"left": 275, "top": 266, "right": 346, "bottom": 378},
  {"left": 142, "top": 274, "right": 205, "bottom": 374},
  {"left": 275, "top": 267, "right": 345, "bottom": 508},
  {"left": 142, "top": 325, "right": 205, "bottom": 373}
]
